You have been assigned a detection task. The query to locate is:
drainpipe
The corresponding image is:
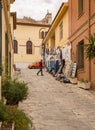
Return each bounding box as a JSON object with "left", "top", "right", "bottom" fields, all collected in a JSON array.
[
  {"left": 0, "top": 0, "right": 2, "bottom": 99},
  {"left": 88, "top": 0, "right": 91, "bottom": 81}
]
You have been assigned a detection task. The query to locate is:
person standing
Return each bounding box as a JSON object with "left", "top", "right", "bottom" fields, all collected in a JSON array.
[{"left": 37, "top": 59, "right": 44, "bottom": 76}]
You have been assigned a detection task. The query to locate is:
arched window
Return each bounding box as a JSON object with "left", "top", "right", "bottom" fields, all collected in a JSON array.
[
  {"left": 26, "top": 41, "right": 32, "bottom": 54},
  {"left": 41, "top": 31, "right": 45, "bottom": 39},
  {"left": 14, "top": 40, "right": 18, "bottom": 53},
  {"left": 45, "top": 31, "right": 48, "bottom": 36}
]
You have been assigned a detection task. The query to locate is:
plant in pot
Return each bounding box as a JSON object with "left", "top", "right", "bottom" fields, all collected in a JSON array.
[
  {"left": 84, "top": 35, "right": 95, "bottom": 60},
  {"left": 0, "top": 100, "right": 6, "bottom": 122},
  {"left": 2, "top": 77, "right": 28, "bottom": 105},
  {"left": 78, "top": 78, "right": 91, "bottom": 90},
  {"left": 0, "top": 100, "right": 32, "bottom": 130},
  {"left": 4, "top": 106, "right": 32, "bottom": 130},
  {"left": 0, "top": 100, "right": 13, "bottom": 130},
  {"left": 83, "top": 34, "right": 95, "bottom": 89}
]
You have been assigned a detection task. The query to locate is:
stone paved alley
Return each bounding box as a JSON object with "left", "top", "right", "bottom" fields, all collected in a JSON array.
[{"left": 18, "top": 68, "right": 95, "bottom": 130}]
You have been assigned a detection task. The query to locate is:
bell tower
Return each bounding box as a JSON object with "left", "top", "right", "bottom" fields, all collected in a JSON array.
[{"left": 45, "top": 10, "right": 52, "bottom": 24}]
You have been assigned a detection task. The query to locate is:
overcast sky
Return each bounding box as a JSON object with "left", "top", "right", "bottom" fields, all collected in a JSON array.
[{"left": 11, "top": 0, "right": 68, "bottom": 21}]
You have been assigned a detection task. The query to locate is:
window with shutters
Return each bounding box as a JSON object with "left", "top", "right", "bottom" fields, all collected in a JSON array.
[
  {"left": 78, "top": 0, "right": 84, "bottom": 17},
  {"left": 26, "top": 41, "right": 32, "bottom": 54},
  {"left": 77, "top": 40, "right": 84, "bottom": 69},
  {"left": 14, "top": 40, "right": 18, "bottom": 54}
]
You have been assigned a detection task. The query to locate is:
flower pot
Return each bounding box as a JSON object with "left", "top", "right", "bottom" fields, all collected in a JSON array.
[
  {"left": 78, "top": 81, "right": 91, "bottom": 90},
  {"left": 1, "top": 122, "right": 13, "bottom": 130}
]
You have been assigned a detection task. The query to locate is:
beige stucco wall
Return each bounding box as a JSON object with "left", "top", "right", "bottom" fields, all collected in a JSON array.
[
  {"left": 10, "top": 15, "right": 15, "bottom": 77},
  {"left": 0, "top": 0, "right": 15, "bottom": 99},
  {"left": 2, "top": 9, "right": 6, "bottom": 73},
  {"left": 55, "top": 10, "right": 69, "bottom": 47},
  {"left": 14, "top": 24, "right": 49, "bottom": 68},
  {"left": 43, "top": 3, "right": 69, "bottom": 50}
]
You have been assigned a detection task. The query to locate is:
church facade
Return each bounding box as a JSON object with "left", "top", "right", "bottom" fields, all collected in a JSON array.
[{"left": 14, "top": 12, "right": 51, "bottom": 68}]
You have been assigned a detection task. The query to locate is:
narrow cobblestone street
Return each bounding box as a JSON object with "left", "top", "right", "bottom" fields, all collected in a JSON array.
[{"left": 18, "top": 68, "right": 95, "bottom": 130}]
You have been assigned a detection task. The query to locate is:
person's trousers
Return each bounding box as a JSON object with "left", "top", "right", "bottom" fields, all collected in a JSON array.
[{"left": 37, "top": 68, "right": 43, "bottom": 75}]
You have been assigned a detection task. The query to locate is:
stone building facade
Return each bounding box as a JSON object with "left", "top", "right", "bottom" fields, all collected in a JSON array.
[
  {"left": 69, "top": 0, "right": 95, "bottom": 88},
  {"left": 14, "top": 12, "right": 51, "bottom": 68}
]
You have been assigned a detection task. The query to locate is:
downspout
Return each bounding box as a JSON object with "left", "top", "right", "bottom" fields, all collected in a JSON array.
[
  {"left": 88, "top": 0, "right": 91, "bottom": 81},
  {"left": 0, "top": 0, "right": 2, "bottom": 99}
]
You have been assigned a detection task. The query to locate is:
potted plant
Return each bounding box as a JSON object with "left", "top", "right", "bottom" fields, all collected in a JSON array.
[
  {"left": 0, "top": 100, "right": 6, "bottom": 122},
  {"left": 78, "top": 78, "right": 91, "bottom": 90},
  {"left": 84, "top": 35, "right": 95, "bottom": 60},
  {"left": 0, "top": 100, "right": 13, "bottom": 130},
  {"left": 4, "top": 106, "right": 32, "bottom": 130},
  {"left": 0, "top": 100, "right": 32, "bottom": 130},
  {"left": 1, "top": 77, "right": 34, "bottom": 130},
  {"left": 2, "top": 77, "right": 28, "bottom": 105}
]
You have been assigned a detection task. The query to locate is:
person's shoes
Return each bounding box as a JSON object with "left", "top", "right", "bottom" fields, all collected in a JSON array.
[{"left": 41, "top": 74, "right": 44, "bottom": 76}]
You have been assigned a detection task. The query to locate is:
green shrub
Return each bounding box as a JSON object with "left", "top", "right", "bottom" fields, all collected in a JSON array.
[
  {"left": 85, "top": 35, "right": 95, "bottom": 60},
  {"left": 2, "top": 77, "right": 28, "bottom": 105},
  {"left": 0, "top": 102, "right": 32, "bottom": 130},
  {"left": 0, "top": 100, "right": 6, "bottom": 121},
  {"left": 5, "top": 106, "right": 31, "bottom": 130}
]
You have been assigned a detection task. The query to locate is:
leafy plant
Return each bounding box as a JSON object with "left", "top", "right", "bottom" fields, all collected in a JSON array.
[
  {"left": 84, "top": 35, "right": 95, "bottom": 60},
  {"left": 0, "top": 100, "right": 6, "bottom": 121},
  {"left": 0, "top": 101, "right": 32, "bottom": 130},
  {"left": 2, "top": 77, "right": 28, "bottom": 105},
  {"left": 4, "top": 106, "right": 32, "bottom": 130},
  {"left": 79, "top": 78, "right": 89, "bottom": 83}
]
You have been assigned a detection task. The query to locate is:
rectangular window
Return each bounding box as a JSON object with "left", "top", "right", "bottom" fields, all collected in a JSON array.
[
  {"left": 77, "top": 40, "right": 84, "bottom": 69},
  {"left": 59, "top": 22, "right": 63, "bottom": 40},
  {"left": 78, "top": 0, "right": 84, "bottom": 17}
]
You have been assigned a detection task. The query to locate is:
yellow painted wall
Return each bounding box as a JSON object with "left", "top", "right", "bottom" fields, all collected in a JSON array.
[
  {"left": 43, "top": 3, "right": 69, "bottom": 50},
  {"left": 14, "top": 24, "right": 49, "bottom": 68},
  {"left": 55, "top": 10, "right": 69, "bottom": 47},
  {"left": 2, "top": 9, "right": 6, "bottom": 73},
  {"left": 0, "top": 0, "right": 15, "bottom": 99},
  {"left": 10, "top": 15, "right": 15, "bottom": 77}
]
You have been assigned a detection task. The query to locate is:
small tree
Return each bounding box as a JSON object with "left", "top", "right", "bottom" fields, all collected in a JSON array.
[
  {"left": 5, "top": 106, "right": 32, "bottom": 130},
  {"left": 0, "top": 101, "right": 32, "bottom": 130},
  {"left": 85, "top": 35, "right": 95, "bottom": 60},
  {"left": 2, "top": 77, "right": 28, "bottom": 105},
  {"left": 0, "top": 100, "right": 6, "bottom": 121}
]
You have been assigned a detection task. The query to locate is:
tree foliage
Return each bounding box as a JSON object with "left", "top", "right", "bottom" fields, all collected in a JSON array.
[
  {"left": 0, "top": 100, "right": 6, "bottom": 121},
  {"left": 2, "top": 77, "right": 28, "bottom": 105},
  {"left": 0, "top": 101, "right": 32, "bottom": 130},
  {"left": 85, "top": 35, "right": 95, "bottom": 60}
]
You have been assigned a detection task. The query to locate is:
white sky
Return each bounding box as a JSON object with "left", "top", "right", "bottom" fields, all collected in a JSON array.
[{"left": 11, "top": 0, "right": 68, "bottom": 21}]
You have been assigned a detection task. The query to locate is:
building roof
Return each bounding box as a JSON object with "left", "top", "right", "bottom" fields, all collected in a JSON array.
[
  {"left": 16, "top": 12, "right": 52, "bottom": 27},
  {"left": 43, "top": 2, "right": 68, "bottom": 43}
]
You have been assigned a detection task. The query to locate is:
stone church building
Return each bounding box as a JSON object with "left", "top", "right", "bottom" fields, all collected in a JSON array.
[{"left": 14, "top": 12, "right": 51, "bottom": 68}]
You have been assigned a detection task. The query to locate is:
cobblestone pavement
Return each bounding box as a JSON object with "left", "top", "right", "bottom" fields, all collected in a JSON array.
[{"left": 18, "top": 68, "right": 95, "bottom": 130}]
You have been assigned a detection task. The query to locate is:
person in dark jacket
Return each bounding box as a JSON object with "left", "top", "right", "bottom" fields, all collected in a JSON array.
[{"left": 37, "top": 59, "right": 44, "bottom": 76}]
